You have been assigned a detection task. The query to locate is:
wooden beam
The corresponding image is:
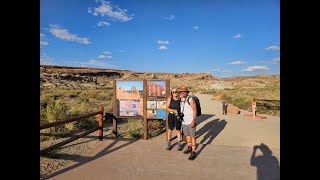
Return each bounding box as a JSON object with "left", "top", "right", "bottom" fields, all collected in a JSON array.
[
  {"left": 40, "top": 111, "right": 102, "bottom": 130},
  {"left": 40, "top": 126, "right": 100, "bottom": 156}
]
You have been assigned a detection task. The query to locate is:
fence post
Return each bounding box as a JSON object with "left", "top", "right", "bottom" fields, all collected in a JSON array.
[{"left": 98, "top": 106, "right": 104, "bottom": 140}]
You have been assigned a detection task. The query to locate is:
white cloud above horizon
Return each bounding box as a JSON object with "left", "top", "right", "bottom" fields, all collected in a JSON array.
[
  {"left": 40, "top": 53, "right": 54, "bottom": 65},
  {"left": 233, "top": 33, "right": 241, "bottom": 39},
  {"left": 88, "top": 0, "right": 134, "bottom": 22},
  {"left": 266, "top": 46, "right": 280, "bottom": 51},
  {"left": 158, "top": 46, "right": 168, "bottom": 50},
  {"left": 103, "top": 51, "right": 111, "bottom": 54},
  {"left": 271, "top": 57, "right": 280, "bottom": 64},
  {"left": 222, "top": 70, "right": 232, "bottom": 73},
  {"left": 40, "top": 33, "right": 48, "bottom": 47},
  {"left": 97, "top": 55, "right": 112, "bottom": 58},
  {"left": 158, "top": 40, "right": 170, "bottom": 45},
  {"left": 241, "top": 66, "right": 269, "bottom": 72},
  {"left": 229, "top": 60, "right": 245, "bottom": 65},
  {"left": 98, "top": 21, "right": 110, "bottom": 26},
  {"left": 163, "top": 14, "right": 175, "bottom": 20},
  {"left": 49, "top": 25, "right": 91, "bottom": 44}
]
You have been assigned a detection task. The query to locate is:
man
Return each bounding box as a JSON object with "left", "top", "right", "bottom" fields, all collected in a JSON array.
[{"left": 179, "top": 86, "right": 197, "bottom": 160}]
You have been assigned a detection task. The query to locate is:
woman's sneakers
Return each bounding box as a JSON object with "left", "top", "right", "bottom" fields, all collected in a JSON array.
[
  {"left": 166, "top": 141, "right": 171, "bottom": 150},
  {"left": 177, "top": 141, "right": 183, "bottom": 151}
]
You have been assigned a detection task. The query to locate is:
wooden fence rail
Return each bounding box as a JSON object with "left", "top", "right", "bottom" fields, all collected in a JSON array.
[{"left": 40, "top": 107, "right": 104, "bottom": 156}]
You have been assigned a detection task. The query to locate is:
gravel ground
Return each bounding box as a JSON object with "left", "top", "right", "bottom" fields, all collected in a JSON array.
[{"left": 40, "top": 128, "right": 113, "bottom": 179}]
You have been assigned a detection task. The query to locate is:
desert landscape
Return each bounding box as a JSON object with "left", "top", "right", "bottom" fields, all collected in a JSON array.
[{"left": 40, "top": 65, "right": 280, "bottom": 179}]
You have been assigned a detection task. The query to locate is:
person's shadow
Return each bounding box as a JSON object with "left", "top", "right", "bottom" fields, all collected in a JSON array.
[
  {"left": 195, "top": 118, "right": 227, "bottom": 156},
  {"left": 250, "top": 143, "right": 280, "bottom": 180}
]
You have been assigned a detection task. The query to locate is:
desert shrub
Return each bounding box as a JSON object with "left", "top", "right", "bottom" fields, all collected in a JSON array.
[
  {"left": 118, "top": 119, "right": 144, "bottom": 138},
  {"left": 232, "top": 97, "right": 251, "bottom": 110},
  {"left": 46, "top": 100, "right": 69, "bottom": 133}
]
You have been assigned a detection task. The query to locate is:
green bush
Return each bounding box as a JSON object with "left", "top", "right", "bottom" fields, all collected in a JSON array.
[{"left": 232, "top": 97, "right": 251, "bottom": 110}]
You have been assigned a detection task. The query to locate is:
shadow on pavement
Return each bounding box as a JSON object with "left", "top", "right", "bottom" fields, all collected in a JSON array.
[
  {"left": 45, "top": 137, "right": 139, "bottom": 179},
  {"left": 250, "top": 143, "right": 280, "bottom": 180},
  {"left": 195, "top": 118, "right": 227, "bottom": 156},
  {"left": 196, "top": 114, "right": 216, "bottom": 126}
]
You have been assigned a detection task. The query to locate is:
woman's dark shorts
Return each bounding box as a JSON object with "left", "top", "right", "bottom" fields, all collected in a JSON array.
[{"left": 168, "top": 114, "right": 182, "bottom": 130}]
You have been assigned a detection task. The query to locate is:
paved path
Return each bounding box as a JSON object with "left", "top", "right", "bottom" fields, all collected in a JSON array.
[{"left": 46, "top": 94, "right": 280, "bottom": 180}]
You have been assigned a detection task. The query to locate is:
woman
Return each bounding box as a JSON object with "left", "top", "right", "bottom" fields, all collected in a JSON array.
[{"left": 166, "top": 88, "right": 182, "bottom": 151}]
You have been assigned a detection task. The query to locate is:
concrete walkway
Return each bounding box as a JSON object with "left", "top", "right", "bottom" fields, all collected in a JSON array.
[{"left": 46, "top": 94, "right": 280, "bottom": 180}]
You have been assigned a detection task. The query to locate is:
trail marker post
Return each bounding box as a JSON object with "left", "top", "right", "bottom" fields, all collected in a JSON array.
[{"left": 252, "top": 98, "right": 256, "bottom": 119}]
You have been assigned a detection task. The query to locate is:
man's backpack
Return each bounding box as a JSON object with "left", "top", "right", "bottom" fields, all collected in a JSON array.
[{"left": 186, "top": 96, "right": 201, "bottom": 116}]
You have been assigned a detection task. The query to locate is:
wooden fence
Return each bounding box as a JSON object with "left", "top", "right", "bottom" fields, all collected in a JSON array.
[{"left": 40, "top": 107, "right": 105, "bottom": 156}]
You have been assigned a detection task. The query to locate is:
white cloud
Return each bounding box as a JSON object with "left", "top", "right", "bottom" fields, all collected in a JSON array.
[
  {"left": 233, "top": 33, "right": 241, "bottom": 39},
  {"left": 82, "top": 59, "right": 116, "bottom": 68},
  {"left": 163, "top": 14, "right": 175, "bottom": 20},
  {"left": 49, "top": 25, "right": 91, "bottom": 44},
  {"left": 241, "top": 66, "right": 269, "bottom": 72},
  {"left": 193, "top": 26, "right": 199, "bottom": 30},
  {"left": 97, "top": 55, "right": 112, "bottom": 58},
  {"left": 266, "top": 46, "right": 280, "bottom": 51},
  {"left": 40, "top": 33, "right": 48, "bottom": 47},
  {"left": 103, "top": 51, "right": 111, "bottom": 54},
  {"left": 40, "top": 41, "right": 48, "bottom": 46},
  {"left": 271, "top": 57, "right": 280, "bottom": 64},
  {"left": 158, "top": 40, "right": 170, "bottom": 45},
  {"left": 158, "top": 46, "right": 168, "bottom": 50},
  {"left": 212, "top": 68, "right": 220, "bottom": 71},
  {"left": 98, "top": 21, "right": 110, "bottom": 26},
  {"left": 229, "top": 60, "right": 245, "bottom": 65},
  {"left": 222, "top": 70, "right": 232, "bottom": 73},
  {"left": 40, "top": 53, "right": 54, "bottom": 65},
  {"left": 88, "top": 0, "right": 133, "bottom": 22}
]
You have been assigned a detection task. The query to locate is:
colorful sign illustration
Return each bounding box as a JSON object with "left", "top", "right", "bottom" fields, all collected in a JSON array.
[
  {"left": 147, "top": 100, "right": 157, "bottom": 109},
  {"left": 157, "top": 100, "right": 166, "bottom": 109},
  {"left": 147, "top": 80, "right": 166, "bottom": 97},
  {"left": 147, "top": 110, "right": 157, "bottom": 119},
  {"left": 116, "top": 81, "right": 143, "bottom": 117},
  {"left": 119, "top": 100, "right": 142, "bottom": 117}
]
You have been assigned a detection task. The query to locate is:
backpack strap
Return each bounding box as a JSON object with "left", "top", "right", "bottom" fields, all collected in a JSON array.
[{"left": 186, "top": 96, "right": 191, "bottom": 105}]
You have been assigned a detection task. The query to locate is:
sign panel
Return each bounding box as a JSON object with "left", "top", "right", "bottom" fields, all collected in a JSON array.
[{"left": 116, "top": 81, "right": 143, "bottom": 117}]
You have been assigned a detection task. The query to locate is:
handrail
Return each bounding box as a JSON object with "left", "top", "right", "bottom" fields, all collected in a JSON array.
[
  {"left": 40, "top": 111, "right": 103, "bottom": 130},
  {"left": 40, "top": 107, "right": 104, "bottom": 156}
]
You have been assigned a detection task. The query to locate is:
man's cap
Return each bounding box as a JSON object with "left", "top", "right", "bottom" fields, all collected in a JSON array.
[{"left": 179, "top": 86, "right": 189, "bottom": 92}]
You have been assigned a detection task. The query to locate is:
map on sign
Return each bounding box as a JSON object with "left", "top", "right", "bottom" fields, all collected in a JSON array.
[{"left": 147, "top": 81, "right": 166, "bottom": 97}]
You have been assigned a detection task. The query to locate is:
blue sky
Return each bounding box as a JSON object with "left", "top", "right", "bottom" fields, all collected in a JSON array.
[{"left": 40, "top": 0, "right": 280, "bottom": 78}]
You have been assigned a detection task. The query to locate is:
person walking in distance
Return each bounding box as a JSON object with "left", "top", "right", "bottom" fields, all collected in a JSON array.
[
  {"left": 222, "top": 98, "right": 226, "bottom": 115},
  {"left": 166, "top": 88, "right": 182, "bottom": 150},
  {"left": 179, "top": 86, "right": 197, "bottom": 160}
]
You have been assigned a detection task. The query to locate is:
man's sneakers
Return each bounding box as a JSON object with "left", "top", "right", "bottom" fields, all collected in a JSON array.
[
  {"left": 166, "top": 142, "right": 171, "bottom": 150},
  {"left": 188, "top": 151, "right": 196, "bottom": 160},
  {"left": 183, "top": 146, "right": 192, "bottom": 154}
]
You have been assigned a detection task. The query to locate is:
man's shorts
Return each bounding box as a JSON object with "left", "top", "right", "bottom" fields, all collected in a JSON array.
[{"left": 182, "top": 124, "right": 196, "bottom": 137}]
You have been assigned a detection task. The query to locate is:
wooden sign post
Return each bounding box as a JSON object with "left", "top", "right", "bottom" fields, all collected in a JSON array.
[{"left": 252, "top": 97, "right": 256, "bottom": 119}]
